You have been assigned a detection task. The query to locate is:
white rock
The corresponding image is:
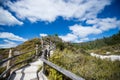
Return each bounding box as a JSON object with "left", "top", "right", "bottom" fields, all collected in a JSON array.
[{"left": 90, "top": 53, "right": 120, "bottom": 61}]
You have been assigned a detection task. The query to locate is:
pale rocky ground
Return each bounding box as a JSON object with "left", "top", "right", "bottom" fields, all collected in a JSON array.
[{"left": 90, "top": 53, "right": 120, "bottom": 61}]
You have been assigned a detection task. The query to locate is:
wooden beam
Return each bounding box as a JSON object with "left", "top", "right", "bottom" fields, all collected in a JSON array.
[
  {"left": 6, "top": 49, "right": 12, "bottom": 77},
  {"left": 6, "top": 49, "right": 12, "bottom": 70},
  {"left": 35, "top": 44, "right": 39, "bottom": 59},
  {"left": 40, "top": 58, "right": 84, "bottom": 80}
]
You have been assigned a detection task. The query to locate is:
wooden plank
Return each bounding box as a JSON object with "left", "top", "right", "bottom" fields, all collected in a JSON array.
[
  {"left": 6, "top": 49, "right": 12, "bottom": 77},
  {"left": 7, "top": 49, "right": 12, "bottom": 70},
  {"left": 40, "top": 58, "right": 84, "bottom": 80}
]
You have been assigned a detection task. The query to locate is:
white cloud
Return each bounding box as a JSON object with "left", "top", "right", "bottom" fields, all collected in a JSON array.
[
  {"left": 69, "top": 24, "right": 102, "bottom": 38},
  {"left": 40, "top": 33, "right": 48, "bottom": 37},
  {"left": 59, "top": 33, "right": 77, "bottom": 42},
  {"left": 97, "top": 18, "right": 120, "bottom": 31},
  {"left": 6, "top": 0, "right": 111, "bottom": 22},
  {"left": 59, "top": 17, "right": 120, "bottom": 42},
  {"left": 0, "top": 7, "right": 23, "bottom": 26},
  {"left": 4, "top": 0, "right": 120, "bottom": 43},
  {"left": 0, "top": 32, "right": 27, "bottom": 41},
  {"left": 86, "top": 19, "right": 98, "bottom": 24},
  {"left": 59, "top": 33, "right": 89, "bottom": 43},
  {"left": 78, "top": 37, "right": 89, "bottom": 43},
  {"left": 86, "top": 18, "right": 120, "bottom": 31},
  {"left": 0, "top": 40, "right": 17, "bottom": 48}
]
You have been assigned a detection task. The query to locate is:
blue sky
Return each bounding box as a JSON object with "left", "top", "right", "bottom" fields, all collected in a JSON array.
[{"left": 0, "top": 0, "right": 120, "bottom": 48}]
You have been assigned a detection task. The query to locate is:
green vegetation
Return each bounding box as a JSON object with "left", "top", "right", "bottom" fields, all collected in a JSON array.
[
  {"left": 45, "top": 32, "right": 120, "bottom": 80},
  {"left": 0, "top": 32, "right": 120, "bottom": 80},
  {"left": 91, "top": 43, "right": 120, "bottom": 55},
  {"left": 71, "top": 31, "right": 120, "bottom": 55},
  {"left": 48, "top": 48, "right": 120, "bottom": 80},
  {"left": 0, "top": 49, "right": 9, "bottom": 61},
  {"left": 77, "top": 31, "right": 120, "bottom": 50},
  {"left": 46, "top": 66, "right": 63, "bottom": 80},
  {"left": 15, "top": 38, "right": 41, "bottom": 52},
  {"left": 0, "top": 67, "right": 6, "bottom": 75},
  {"left": 45, "top": 64, "right": 71, "bottom": 80}
]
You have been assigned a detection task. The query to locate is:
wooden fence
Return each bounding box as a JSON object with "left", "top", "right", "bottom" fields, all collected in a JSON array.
[
  {"left": 0, "top": 44, "right": 39, "bottom": 79},
  {"left": 0, "top": 43, "right": 85, "bottom": 80}
]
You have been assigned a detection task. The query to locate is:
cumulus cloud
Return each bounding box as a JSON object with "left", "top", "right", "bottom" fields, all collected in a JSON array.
[
  {"left": 86, "top": 18, "right": 120, "bottom": 31},
  {"left": 40, "top": 33, "right": 48, "bottom": 37},
  {"left": 78, "top": 37, "right": 89, "bottom": 43},
  {"left": 60, "top": 17, "right": 120, "bottom": 42},
  {"left": 6, "top": 0, "right": 111, "bottom": 22},
  {"left": 0, "top": 40, "right": 17, "bottom": 48},
  {"left": 0, "top": 7, "right": 23, "bottom": 26},
  {"left": 3, "top": 0, "right": 120, "bottom": 42},
  {"left": 0, "top": 32, "right": 27, "bottom": 41},
  {"left": 59, "top": 33, "right": 89, "bottom": 43},
  {"left": 59, "top": 33, "right": 77, "bottom": 42},
  {"left": 69, "top": 24, "right": 102, "bottom": 38}
]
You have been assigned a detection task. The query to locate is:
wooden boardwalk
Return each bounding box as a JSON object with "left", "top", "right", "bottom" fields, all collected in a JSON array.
[
  {"left": 9, "top": 59, "right": 47, "bottom": 80},
  {"left": 0, "top": 39, "right": 85, "bottom": 80}
]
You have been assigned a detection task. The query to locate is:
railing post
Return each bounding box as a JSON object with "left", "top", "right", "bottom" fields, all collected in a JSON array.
[
  {"left": 48, "top": 45, "right": 50, "bottom": 59},
  {"left": 36, "top": 44, "right": 38, "bottom": 58},
  {"left": 42, "top": 49, "right": 47, "bottom": 74},
  {"left": 6, "top": 49, "right": 12, "bottom": 77},
  {"left": 41, "top": 37, "right": 43, "bottom": 48}
]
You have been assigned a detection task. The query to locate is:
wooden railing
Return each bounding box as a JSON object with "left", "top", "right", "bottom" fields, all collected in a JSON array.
[
  {"left": 0, "top": 39, "right": 85, "bottom": 80},
  {"left": 0, "top": 49, "right": 35, "bottom": 66},
  {"left": 0, "top": 55, "right": 35, "bottom": 78},
  {"left": 41, "top": 58, "right": 84, "bottom": 80},
  {"left": 0, "top": 44, "right": 39, "bottom": 79}
]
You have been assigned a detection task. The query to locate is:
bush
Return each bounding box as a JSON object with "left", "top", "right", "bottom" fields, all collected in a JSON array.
[{"left": 50, "top": 48, "right": 120, "bottom": 80}]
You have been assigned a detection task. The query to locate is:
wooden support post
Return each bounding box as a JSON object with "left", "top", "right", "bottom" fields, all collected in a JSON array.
[
  {"left": 6, "top": 49, "right": 12, "bottom": 77},
  {"left": 48, "top": 46, "right": 50, "bottom": 59},
  {"left": 42, "top": 49, "right": 47, "bottom": 74},
  {"left": 43, "top": 62, "right": 46, "bottom": 74},
  {"left": 42, "top": 50, "right": 45, "bottom": 74},
  {"left": 41, "top": 37, "right": 43, "bottom": 48},
  {"left": 36, "top": 44, "right": 38, "bottom": 58}
]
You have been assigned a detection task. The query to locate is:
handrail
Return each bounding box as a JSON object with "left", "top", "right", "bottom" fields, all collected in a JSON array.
[
  {"left": 0, "top": 39, "right": 84, "bottom": 80},
  {"left": 40, "top": 58, "right": 84, "bottom": 80},
  {"left": 0, "top": 45, "right": 39, "bottom": 79},
  {"left": 0, "top": 55, "right": 36, "bottom": 79},
  {"left": 0, "top": 49, "right": 35, "bottom": 66}
]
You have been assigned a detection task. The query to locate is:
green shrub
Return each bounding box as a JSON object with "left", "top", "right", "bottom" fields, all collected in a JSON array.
[{"left": 50, "top": 48, "right": 120, "bottom": 80}]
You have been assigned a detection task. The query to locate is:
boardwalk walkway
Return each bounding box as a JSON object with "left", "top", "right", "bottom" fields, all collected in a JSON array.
[
  {"left": 0, "top": 42, "right": 84, "bottom": 80},
  {"left": 9, "top": 59, "right": 47, "bottom": 80}
]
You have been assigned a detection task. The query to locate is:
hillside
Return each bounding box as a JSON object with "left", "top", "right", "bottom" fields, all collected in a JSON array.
[
  {"left": 0, "top": 38, "right": 41, "bottom": 60},
  {"left": 0, "top": 38, "right": 43, "bottom": 75},
  {"left": 0, "top": 34, "right": 62, "bottom": 61},
  {"left": 72, "top": 31, "right": 120, "bottom": 55},
  {"left": 0, "top": 35, "right": 62, "bottom": 65},
  {"left": 45, "top": 32, "right": 120, "bottom": 80},
  {"left": 0, "top": 32, "right": 120, "bottom": 80}
]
